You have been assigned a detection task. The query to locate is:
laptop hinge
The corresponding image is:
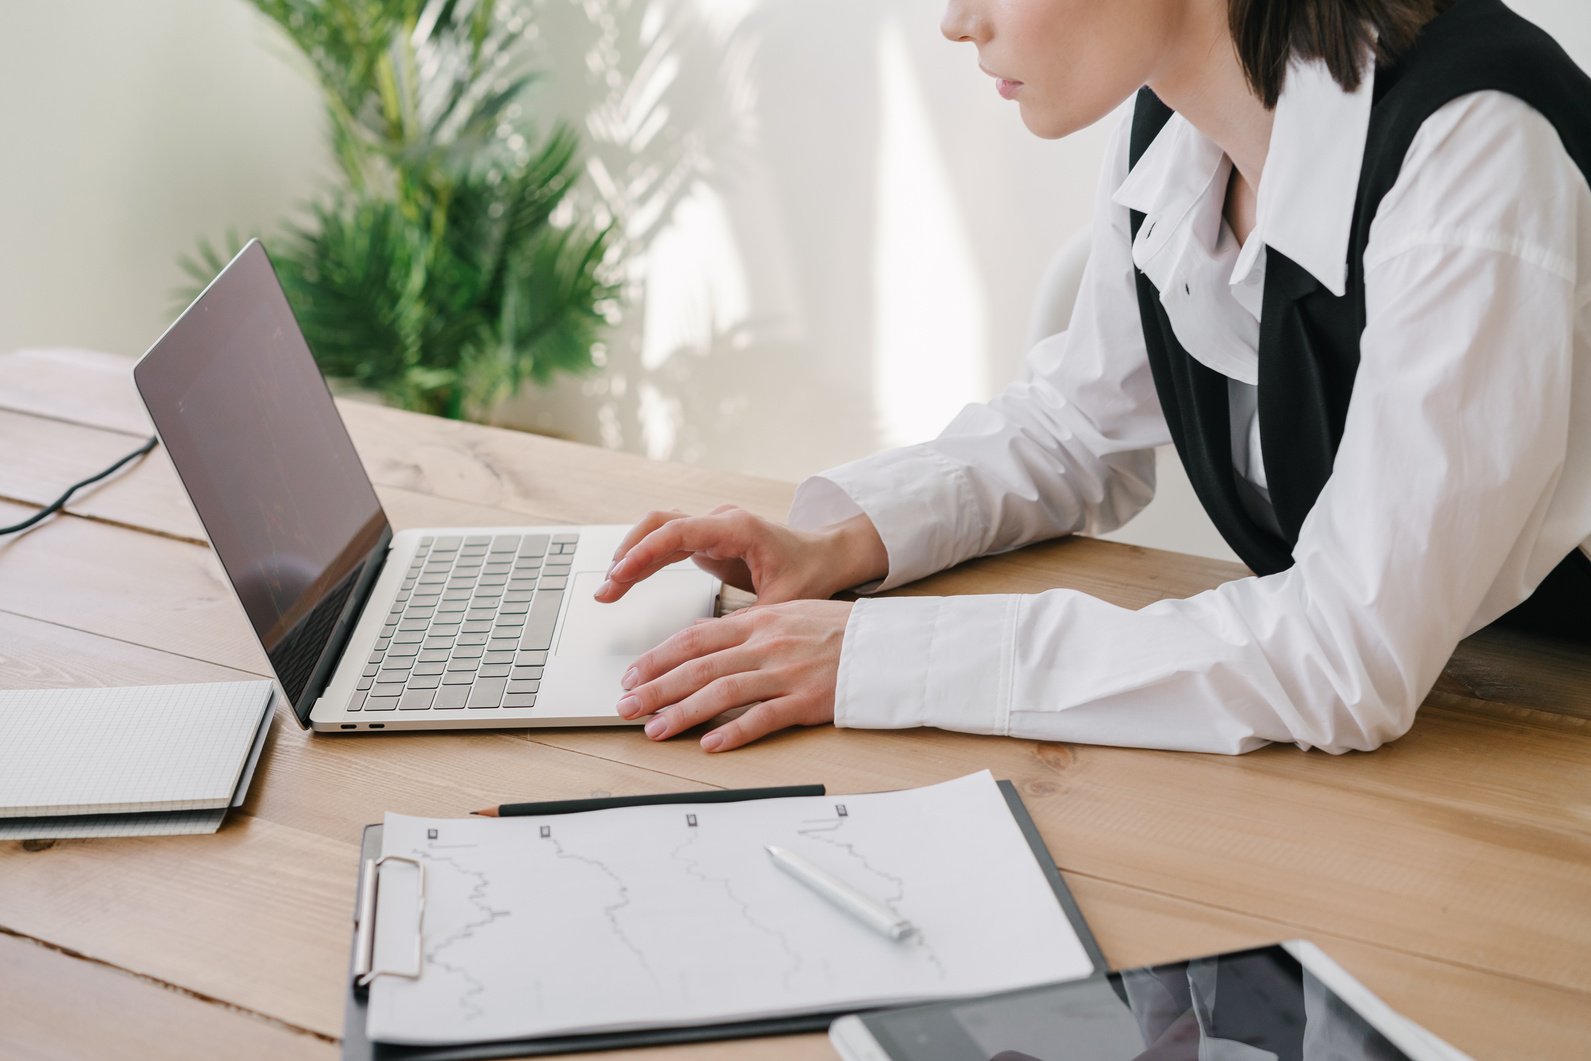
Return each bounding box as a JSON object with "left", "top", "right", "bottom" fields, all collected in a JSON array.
[{"left": 293, "top": 525, "right": 393, "bottom": 727}]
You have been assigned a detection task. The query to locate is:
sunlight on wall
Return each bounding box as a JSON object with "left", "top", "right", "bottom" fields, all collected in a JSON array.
[
  {"left": 635, "top": 184, "right": 751, "bottom": 456},
  {"left": 872, "top": 19, "right": 985, "bottom": 449}
]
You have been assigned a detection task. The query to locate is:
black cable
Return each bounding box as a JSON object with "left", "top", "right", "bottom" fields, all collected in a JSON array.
[{"left": 0, "top": 435, "right": 160, "bottom": 536}]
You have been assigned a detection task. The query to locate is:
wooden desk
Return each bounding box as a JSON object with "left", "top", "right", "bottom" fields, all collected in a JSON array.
[{"left": 1, "top": 347, "right": 1587, "bottom": 1060}]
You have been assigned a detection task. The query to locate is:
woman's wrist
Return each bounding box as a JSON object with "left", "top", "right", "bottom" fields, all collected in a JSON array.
[{"left": 823, "top": 513, "right": 889, "bottom": 593}]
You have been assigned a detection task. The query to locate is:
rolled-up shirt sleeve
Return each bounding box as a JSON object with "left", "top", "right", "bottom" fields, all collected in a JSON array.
[{"left": 808, "top": 94, "right": 1591, "bottom": 754}]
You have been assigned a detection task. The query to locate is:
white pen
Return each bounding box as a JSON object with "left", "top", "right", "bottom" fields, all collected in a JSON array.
[{"left": 766, "top": 844, "right": 916, "bottom": 942}]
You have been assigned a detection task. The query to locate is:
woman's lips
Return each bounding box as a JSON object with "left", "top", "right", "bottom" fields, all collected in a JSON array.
[{"left": 996, "top": 78, "right": 1022, "bottom": 100}]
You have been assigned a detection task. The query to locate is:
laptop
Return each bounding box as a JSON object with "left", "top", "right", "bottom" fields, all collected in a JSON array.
[{"left": 133, "top": 240, "right": 719, "bottom": 733}]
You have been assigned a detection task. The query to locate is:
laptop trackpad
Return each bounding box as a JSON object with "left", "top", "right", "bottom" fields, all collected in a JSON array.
[{"left": 555, "top": 569, "right": 715, "bottom": 658}]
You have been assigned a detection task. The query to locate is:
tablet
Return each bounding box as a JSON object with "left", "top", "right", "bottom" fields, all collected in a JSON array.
[{"left": 830, "top": 941, "right": 1471, "bottom": 1061}]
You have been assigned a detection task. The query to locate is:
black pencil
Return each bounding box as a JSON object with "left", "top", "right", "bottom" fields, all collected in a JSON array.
[{"left": 472, "top": 784, "right": 826, "bottom": 817}]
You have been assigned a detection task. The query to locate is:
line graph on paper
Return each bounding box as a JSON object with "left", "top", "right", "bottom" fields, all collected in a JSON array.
[{"left": 365, "top": 773, "right": 1098, "bottom": 1046}]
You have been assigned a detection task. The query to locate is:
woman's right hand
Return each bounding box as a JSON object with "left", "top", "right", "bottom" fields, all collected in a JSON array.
[{"left": 593, "top": 506, "right": 887, "bottom": 606}]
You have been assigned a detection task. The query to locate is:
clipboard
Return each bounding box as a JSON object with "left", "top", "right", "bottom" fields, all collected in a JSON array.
[{"left": 340, "top": 780, "right": 1104, "bottom": 1061}]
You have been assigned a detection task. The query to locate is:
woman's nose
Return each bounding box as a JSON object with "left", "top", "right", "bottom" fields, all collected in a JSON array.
[{"left": 940, "top": 0, "right": 980, "bottom": 43}]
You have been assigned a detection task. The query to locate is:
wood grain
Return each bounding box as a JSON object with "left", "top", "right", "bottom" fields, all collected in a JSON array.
[
  {"left": 0, "top": 932, "right": 334, "bottom": 1061},
  {"left": 2, "top": 348, "right": 1589, "bottom": 1060}
]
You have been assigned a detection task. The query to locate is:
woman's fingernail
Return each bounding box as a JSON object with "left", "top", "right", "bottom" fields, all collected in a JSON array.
[
  {"left": 595, "top": 579, "right": 612, "bottom": 599},
  {"left": 645, "top": 715, "right": 667, "bottom": 738},
  {"left": 606, "top": 561, "right": 618, "bottom": 578},
  {"left": 700, "top": 733, "right": 724, "bottom": 752},
  {"left": 616, "top": 695, "right": 639, "bottom": 718},
  {"left": 620, "top": 667, "right": 639, "bottom": 690}
]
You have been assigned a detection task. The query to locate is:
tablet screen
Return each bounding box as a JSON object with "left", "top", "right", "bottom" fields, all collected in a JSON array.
[{"left": 860, "top": 945, "right": 1412, "bottom": 1061}]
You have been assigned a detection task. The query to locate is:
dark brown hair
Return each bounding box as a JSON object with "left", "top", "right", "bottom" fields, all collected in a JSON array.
[{"left": 1229, "top": 0, "right": 1454, "bottom": 108}]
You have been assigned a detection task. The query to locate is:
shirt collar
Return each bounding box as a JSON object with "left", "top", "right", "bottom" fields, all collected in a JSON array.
[{"left": 1112, "top": 56, "right": 1375, "bottom": 298}]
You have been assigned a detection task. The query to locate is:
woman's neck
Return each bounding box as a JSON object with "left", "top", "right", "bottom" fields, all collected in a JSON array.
[{"left": 1147, "top": 2, "right": 1275, "bottom": 232}]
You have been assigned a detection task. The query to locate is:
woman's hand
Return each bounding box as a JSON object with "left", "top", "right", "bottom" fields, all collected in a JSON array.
[
  {"left": 615, "top": 599, "right": 853, "bottom": 751},
  {"left": 594, "top": 506, "right": 886, "bottom": 606}
]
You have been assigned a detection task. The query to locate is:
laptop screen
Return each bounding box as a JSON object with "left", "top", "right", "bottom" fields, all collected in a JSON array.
[{"left": 134, "top": 241, "right": 390, "bottom": 723}]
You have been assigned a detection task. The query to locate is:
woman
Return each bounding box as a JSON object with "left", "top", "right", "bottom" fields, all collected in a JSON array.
[{"left": 594, "top": 0, "right": 1591, "bottom": 755}]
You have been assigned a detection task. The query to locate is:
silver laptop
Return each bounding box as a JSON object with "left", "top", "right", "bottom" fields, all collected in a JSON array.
[{"left": 133, "top": 240, "right": 718, "bottom": 733}]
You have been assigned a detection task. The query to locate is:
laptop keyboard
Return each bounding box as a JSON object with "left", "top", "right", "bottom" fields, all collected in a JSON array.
[{"left": 348, "top": 533, "right": 577, "bottom": 713}]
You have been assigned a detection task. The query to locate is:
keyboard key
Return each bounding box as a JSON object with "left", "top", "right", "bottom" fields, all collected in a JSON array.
[
  {"left": 393, "top": 631, "right": 424, "bottom": 645},
  {"left": 510, "top": 666, "right": 544, "bottom": 681},
  {"left": 399, "top": 688, "right": 436, "bottom": 710},
  {"left": 435, "top": 536, "right": 461, "bottom": 549},
  {"left": 519, "top": 592, "right": 563, "bottom": 650},
  {"left": 458, "top": 632, "right": 488, "bottom": 646},
  {"left": 492, "top": 534, "right": 520, "bottom": 551},
  {"left": 423, "top": 636, "right": 453, "bottom": 651},
  {"left": 482, "top": 650, "right": 515, "bottom": 665},
  {"left": 363, "top": 663, "right": 381, "bottom": 677},
  {"left": 467, "top": 677, "right": 507, "bottom": 708},
  {"left": 366, "top": 696, "right": 399, "bottom": 712},
  {"left": 372, "top": 681, "right": 406, "bottom": 698},
  {"left": 413, "top": 662, "right": 446, "bottom": 676},
  {"left": 507, "top": 679, "right": 540, "bottom": 694},
  {"left": 516, "top": 650, "right": 549, "bottom": 667},
  {"left": 503, "top": 693, "right": 537, "bottom": 709},
  {"left": 538, "top": 576, "right": 568, "bottom": 591},
  {"left": 517, "top": 534, "right": 550, "bottom": 557},
  {"left": 446, "top": 657, "right": 478, "bottom": 671},
  {"left": 418, "top": 649, "right": 449, "bottom": 663},
  {"left": 441, "top": 671, "right": 476, "bottom": 685},
  {"left": 433, "top": 684, "right": 470, "bottom": 710},
  {"left": 386, "top": 643, "right": 420, "bottom": 658},
  {"left": 477, "top": 664, "right": 510, "bottom": 678},
  {"left": 348, "top": 691, "right": 367, "bottom": 711},
  {"left": 466, "top": 608, "right": 497, "bottom": 622},
  {"left": 487, "top": 638, "right": 519, "bottom": 654},
  {"left": 462, "top": 620, "right": 492, "bottom": 634},
  {"left": 452, "top": 644, "right": 485, "bottom": 659},
  {"left": 407, "top": 673, "right": 441, "bottom": 690}
]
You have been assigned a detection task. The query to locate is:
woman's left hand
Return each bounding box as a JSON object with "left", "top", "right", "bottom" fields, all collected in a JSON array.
[{"left": 615, "top": 600, "right": 854, "bottom": 751}]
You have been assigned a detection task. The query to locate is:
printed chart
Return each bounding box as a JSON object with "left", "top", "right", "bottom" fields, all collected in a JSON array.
[{"left": 367, "top": 772, "right": 1093, "bottom": 1045}]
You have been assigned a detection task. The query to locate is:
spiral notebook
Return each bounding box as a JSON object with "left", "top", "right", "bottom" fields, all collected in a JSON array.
[{"left": 0, "top": 680, "right": 275, "bottom": 838}]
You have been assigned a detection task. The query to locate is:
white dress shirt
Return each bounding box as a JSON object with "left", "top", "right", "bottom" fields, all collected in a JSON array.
[{"left": 788, "top": 58, "right": 1591, "bottom": 755}]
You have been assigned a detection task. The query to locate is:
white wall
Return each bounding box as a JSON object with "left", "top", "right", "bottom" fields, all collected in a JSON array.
[{"left": 3, "top": 1, "right": 1587, "bottom": 562}]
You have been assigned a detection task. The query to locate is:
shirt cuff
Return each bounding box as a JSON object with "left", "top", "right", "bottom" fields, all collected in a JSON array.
[
  {"left": 788, "top": 447, "right": 985, "bottom": 592},
  {"left": 833, "top": 594, "right": 1018, "bottom": 734}
]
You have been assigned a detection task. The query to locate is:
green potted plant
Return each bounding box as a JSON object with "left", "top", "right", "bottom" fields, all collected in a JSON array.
[{"left": 184, "top": 0, "right": 617, "bottom": 420}]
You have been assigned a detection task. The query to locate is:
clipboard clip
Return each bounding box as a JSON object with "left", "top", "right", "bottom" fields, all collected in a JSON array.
[{"left": 352, "top": 854, "right": 425, "bottom": 988}]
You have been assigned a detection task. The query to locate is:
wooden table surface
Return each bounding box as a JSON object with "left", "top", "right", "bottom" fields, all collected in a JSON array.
[{"left": 1, "top": 347, "right": 1587, "bottom": 1060}]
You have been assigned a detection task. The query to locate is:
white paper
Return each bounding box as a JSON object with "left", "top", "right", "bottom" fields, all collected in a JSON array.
[
  {"left": 0, "top": 680, "right": 273, "bottom": 816},
  {"left": 368, "top": 771, "right": 1095, "bottom": 1045}
]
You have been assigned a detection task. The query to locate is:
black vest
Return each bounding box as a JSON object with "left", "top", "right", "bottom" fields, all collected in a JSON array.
[{"left": 1129, "top": 0, "right": 1591, "bottom": 642}]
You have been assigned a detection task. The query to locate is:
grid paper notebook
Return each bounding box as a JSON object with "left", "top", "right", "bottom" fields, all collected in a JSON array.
[{"left": 0, "top": 681, "right": 274, "bottom": 817}]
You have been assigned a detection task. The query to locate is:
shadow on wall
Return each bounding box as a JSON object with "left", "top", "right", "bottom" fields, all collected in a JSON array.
[{"left": 494, "top": 0, "right": 1047, "bottom": 485}]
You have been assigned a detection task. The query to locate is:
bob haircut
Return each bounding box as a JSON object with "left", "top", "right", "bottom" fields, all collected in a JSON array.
[{"left": 1230, "top": 0, "right": 1454, "bottom": 107}]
